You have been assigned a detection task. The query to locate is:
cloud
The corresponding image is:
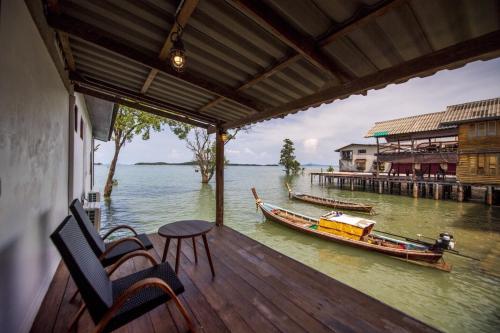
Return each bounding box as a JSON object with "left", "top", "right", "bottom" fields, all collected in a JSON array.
[{"left": 303, "top": 138, "right": 319, "bottom": 153}]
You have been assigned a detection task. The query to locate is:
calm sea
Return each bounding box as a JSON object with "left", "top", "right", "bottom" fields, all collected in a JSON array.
[{"left": 95, "top": 165, "right": 500, "bottom": 333}]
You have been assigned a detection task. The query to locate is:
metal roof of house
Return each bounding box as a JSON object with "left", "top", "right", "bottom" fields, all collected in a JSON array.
[
  {"left": 43, "top": 0, "right": 500, "bottom": 130},
  {"left": 335, "top": 143, "right": 377, "bottom": 152},
  {"left": 440, "top": 97, "right": 500, "bottom": 125},
  {"left": 365, "top": 111, "right": 451, "bottom": 137},
  {"left": 83, "top": 95, "right": 116, "bottom": 141},
  {"left": 365, "top": 96, "right": 500, "bottom": 138}
]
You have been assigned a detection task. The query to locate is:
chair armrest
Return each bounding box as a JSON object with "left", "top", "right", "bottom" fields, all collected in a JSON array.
[
  {"left": 102, "top": 225, "right": 139, "bottom": 240},
  {"left": 93, "top": 277, "right": 194, "bottom": 333},
  {"left": 107, "top": 250, "right": 158, "bottom": 277},
  {"left": 99, "top": 237, "right": 146, "bottom": 261}
]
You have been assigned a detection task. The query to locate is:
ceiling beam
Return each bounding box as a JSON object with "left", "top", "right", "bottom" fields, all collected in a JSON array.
[
  {"left": 57, "top": 32, "right": 76, "bottom": 71},
  {"left": 227, "top": 0, "right": 355, "bottom": 82},
  {"left": 199, "top": 54, "right": 300, "bottom": 112},
  {"left": 223, "top": 29, "right": 500, "bottom": 129},
  {"left": 45, "top": 12, "right": 263, "bottom": 113},
  {"left": 74, "top": 84, "right": 212, "bottom": 129},
  {"left": 199, "top": 0, "right": 404, "bottom": 113},
  {"left": 318, "top": 0, "right": 406, "bottom": 47},
  {"left": 70, "top": 72, "right": 218, "bottom": 124},
  {"left": 140, "top": 0, "right": 199, "bottom": 94}
]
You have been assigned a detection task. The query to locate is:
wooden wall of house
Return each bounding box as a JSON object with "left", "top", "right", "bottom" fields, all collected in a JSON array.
[
  {"left": 456, "top": 121, "right": 500, "bottom": 185},
  {"left": 458, "top": 120, "right": 500, "bottom": 152}
]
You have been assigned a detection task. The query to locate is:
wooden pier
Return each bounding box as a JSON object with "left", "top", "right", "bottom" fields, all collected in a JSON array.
[
  {"left": 310, "top": 172, "right": 477, "bottom": 202},
  {"left": 31, "top": 226, "right": 438, "bottom": 333}
]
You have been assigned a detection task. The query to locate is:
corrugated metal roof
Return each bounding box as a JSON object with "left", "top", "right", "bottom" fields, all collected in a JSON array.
[
  {"left": 335, "top": 143, "right": 377, "bottom": 152},
  {"left": 365, "top": 111, "right": 450, "bottom": 137},
  {"left": 44, "top": 0, "right": 500, "bottom": 129},
  {"left": 440, "top": 97, "right": 500, "bottom": 124}
]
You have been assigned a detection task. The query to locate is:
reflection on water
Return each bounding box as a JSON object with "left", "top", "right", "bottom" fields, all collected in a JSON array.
[{"left": 95, "top": 165, "right": 500, "bottom": 333}]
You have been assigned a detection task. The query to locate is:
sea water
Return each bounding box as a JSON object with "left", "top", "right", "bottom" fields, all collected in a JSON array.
[{"left": 95, "top": 165, "right": 500, "bottom": 332}]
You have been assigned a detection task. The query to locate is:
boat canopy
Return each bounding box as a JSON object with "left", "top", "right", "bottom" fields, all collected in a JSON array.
[{"left": 322, "top": 212, "right": 376, "bottom": 228}]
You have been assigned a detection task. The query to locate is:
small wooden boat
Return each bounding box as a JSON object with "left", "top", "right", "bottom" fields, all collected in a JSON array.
[
  {"left": 252, "top": 188, "right": 450, "bottom": 270},
  {"left": 286, "top": 183, "right": 374, "bottom": 214}
]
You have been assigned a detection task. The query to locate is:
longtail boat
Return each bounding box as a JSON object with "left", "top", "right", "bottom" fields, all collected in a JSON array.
[
  {"left": 286, "top": 183, "right": 374, "bottom": 214},
  {"left": 252, "top": 188, "right": 452, "bottom": 271}
]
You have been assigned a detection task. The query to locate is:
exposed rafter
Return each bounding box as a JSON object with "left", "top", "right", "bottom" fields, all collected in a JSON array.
[
  {"left": 140, "top": 0, "right": 199, "bottom": 94},
  {"left": 74, "top": 84, "right": 212, "bottom": 129},
  {"left": 199, "top": 54, "right": 300, "bottom": 112},
  {"left": 57, "top": 32, "right": 76, "bottom": 71},
  {"left": 227, "top": 0, "right": 354, "bottom": 82},
  {"left": 318, "top": 0, "right": 406, "bottom": 47},
  {"left": 70, "top": 72, "right": 218, "bottom": 124},
  {"left": 199, "top": 0, "right": 404, "bottom": 113},
  {"left": 222, "top": 30, "right": 500, "bottom": 130},
  {"left": 45, "top": 12, "right": 263, "bottom": 113}
]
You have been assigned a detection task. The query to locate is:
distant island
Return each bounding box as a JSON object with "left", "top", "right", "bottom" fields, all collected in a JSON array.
[{"left": 135, "top": 162, "right": 278, "bottom": 166}]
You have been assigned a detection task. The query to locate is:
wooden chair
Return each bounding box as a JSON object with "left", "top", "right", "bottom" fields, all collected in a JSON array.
[
  {"left": 70, "top": 199, "right": 153, "bottom": 266},
  {"left": 51, "top": 216, "right": 194, "bottom": 333}
]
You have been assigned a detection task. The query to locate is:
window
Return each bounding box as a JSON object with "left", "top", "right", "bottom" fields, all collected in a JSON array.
[
  {"left": 477, "top": 154, "right": 485, "bottom": 175},
  {"left": 489, "top": 155, "right": 496, "bottom": 176},
  {"left": 80, "top": 117, "right": 84, "bottom": 140},
  {"left": 477, "top": 122, "right": 486, "bottom": 137},
  {"left": 357, "top": 149, "right": 366, "bottom": 154},
  {"left": 468, "top": 124, "right": 476, "bottom": 138},
  {"left": 469, "top": 155, "right": 477, "bottom": 175},
  {"left": 341, "top": 150, "right": 353, "bottom": 160},
  {"left": 487, "top": 121, "right": 496, "bottom": 136},
  {"left": 355, "top": 159, "right": 366, "bottom": 171},
  {"left": 74, "top": 106, "right": 78, "bottom": 132}
]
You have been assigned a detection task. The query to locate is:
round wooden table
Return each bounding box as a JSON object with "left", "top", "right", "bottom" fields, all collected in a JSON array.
[{"left": 158, "top": 220, "right": 215, "bottom": 277}]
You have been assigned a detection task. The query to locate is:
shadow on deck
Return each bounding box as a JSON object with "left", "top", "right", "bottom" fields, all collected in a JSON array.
[{"left": 31, "top": 226, "right": 438, "bottom": 332}]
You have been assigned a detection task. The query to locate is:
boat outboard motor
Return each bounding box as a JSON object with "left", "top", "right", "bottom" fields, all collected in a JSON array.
[{"left": 434, "top": 232, "right": 455, "bottom": 251}]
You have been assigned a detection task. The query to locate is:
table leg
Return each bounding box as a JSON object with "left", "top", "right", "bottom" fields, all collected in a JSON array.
[
  {"left": 202, "top": 234, "right": 215, "bottom": 277},
  {"left": 162, "top": 237, "right": 171, "bottom": 262},
  {"left": 175, "top": 238, "right": 182, "bottom": 274},
  {"left": 192, "top": 237, "right": 198, "bottom": 263}
]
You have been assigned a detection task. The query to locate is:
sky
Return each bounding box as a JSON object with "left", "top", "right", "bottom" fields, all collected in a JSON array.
[{"left": 95, "top": 58, "right": 500, "bottom": 166}]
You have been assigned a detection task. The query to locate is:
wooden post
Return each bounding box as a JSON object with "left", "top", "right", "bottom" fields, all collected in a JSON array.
[
  {"left": 376, "top": 137, "right": 380, "bottom": 178},
  {"left": 434, "top": 184, "right": 440, "bottom": 200},
  {"left": 215, "top": 127, "right": 224, "bottom": 226},
  {"left": 412, "top": 182, "right": 418, "bottom": 198},
  {"left": 378, "top": 181, "right": 383, "bottom": 194},
  {"left": 350, "top": 179, "right": 354, "bottom": 191},
  {"left": 486, "top": 186, "right": 493, "bottom": 205}
]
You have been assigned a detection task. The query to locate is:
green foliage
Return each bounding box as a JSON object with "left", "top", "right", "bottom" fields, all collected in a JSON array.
[
  {"left": 113, "top": 106, "right": 168, "bottom": 147},
  {"left": 327, "top": 165, "right": 334, "bottom": 172},
  {"left": 104, "top": 106, "right": 169, "bottom": 197},
  {"left": 167, "top": 124, "right": 247, "bottom": 183},
  {"left": 279, "top": 138, "right": 301, "bottom": 174}
]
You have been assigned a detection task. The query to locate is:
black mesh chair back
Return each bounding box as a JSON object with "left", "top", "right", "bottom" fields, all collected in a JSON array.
[
  {"left": 70, "top": 198, "right": 106, "bottom": 255},
  {"left": 51, "top": 216, "right": 112, "bottom": 322}
]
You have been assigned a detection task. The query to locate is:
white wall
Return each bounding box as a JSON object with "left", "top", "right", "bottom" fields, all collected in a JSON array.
[
  {"left": 0, "top": 1, "right": 92, "bottom": 331},
  {"left": 71, "top": 93, "right": 93, "bottom": 200},
  {"left": 339, "top": 145, "right": 385, "bottom": 172}
]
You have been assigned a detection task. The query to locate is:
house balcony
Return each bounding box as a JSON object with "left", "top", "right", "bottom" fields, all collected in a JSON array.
[
  {"left": 30, "top": 226, "right": 437, "bottom": 333},
  {"left": 376, "top": 141, "right": 458, "bottom": 164}
]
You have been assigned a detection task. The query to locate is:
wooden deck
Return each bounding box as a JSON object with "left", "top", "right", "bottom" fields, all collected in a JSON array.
[{"left": 31, "top": 226, "right": 438, "bottom": 333}]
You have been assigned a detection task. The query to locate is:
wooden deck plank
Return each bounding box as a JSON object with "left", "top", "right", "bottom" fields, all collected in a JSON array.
[
  {"left": 154, "top": 235, "right": 257, "bottom": 333},
  {"left": 31, "top": 226, "right": 439, "bottom": 333},
  {"left": 175, "top": 235, "right": 307, "bottom": 333},
  {"left": 30, "top": 261, "right": 69, "bottom": 333},
  {"left": 215, "top": 226, "right": 437, "bottom": 333},
  {"left": 149, "top": 235, "right": 230, "bottom": 333}
]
